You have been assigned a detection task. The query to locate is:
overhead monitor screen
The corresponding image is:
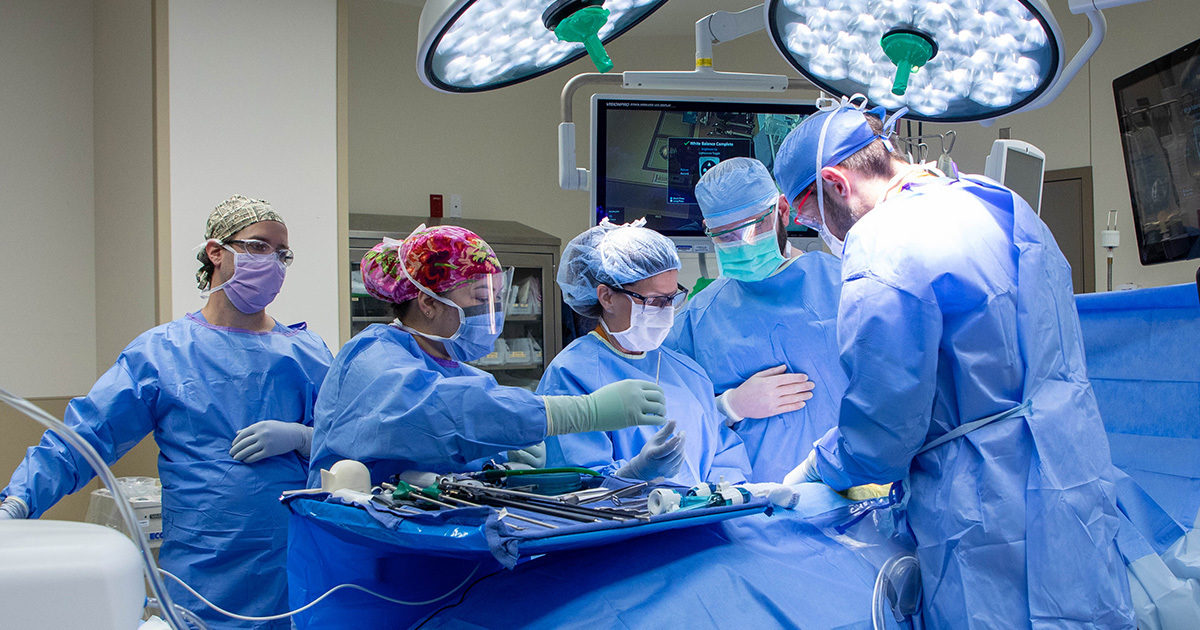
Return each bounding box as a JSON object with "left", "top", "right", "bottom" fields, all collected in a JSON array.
[{"left": 591, "top": 96, "right": 819, "bottom": 237}]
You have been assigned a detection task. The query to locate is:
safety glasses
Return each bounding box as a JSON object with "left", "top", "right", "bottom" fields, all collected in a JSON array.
[
  {"left": 704, "top": 207, "right": 777, "bottom": 245},
  {"left": 606, "top": 283, "right": 688, "bottom": 312},
  {"left": 223, "top": 238, "right": 295, "bottom": 266},
  {"left": 792, "top": 184, "right": 821, "bottom": 230}
]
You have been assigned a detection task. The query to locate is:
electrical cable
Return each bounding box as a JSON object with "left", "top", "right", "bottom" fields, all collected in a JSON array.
[
  {"left": 159, "top": 564, "right": 480, "bottom": 622},
  {"left": 145, "top": 597, "right": 209, "bottom": 630},
  {"left": 0, "top": 386, "right": 192, "bottom": 630},
  {"left": 413, "top": 567, "right": 509, "bottom": 629}
]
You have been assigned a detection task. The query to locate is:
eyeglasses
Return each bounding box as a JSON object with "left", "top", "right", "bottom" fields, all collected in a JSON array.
[
  {"left": 606, "top": 283, "right": 689, "bottom": 311},
  {"left": 224, "top": 239, "right": 295, "bottom": 266},
  {"left": 704, "top": 207, "right": 777, "bottom": 245},
  {"left": 792, "top": 184, "right": 820, "bottom": 230}
]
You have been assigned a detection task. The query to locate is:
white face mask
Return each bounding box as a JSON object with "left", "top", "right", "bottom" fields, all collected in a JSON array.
[{"left": 602, "top": 296, "right": 674, "bottom": 352}]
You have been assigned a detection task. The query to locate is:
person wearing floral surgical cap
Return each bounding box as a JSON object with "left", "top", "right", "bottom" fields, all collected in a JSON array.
[{"left": 309, "top": 224, "right": 671, "bottom": 487}]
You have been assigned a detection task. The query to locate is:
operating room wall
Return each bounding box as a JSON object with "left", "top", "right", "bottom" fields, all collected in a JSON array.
[
  {"left": 0, "top": 0, "right": 159, "bottom": 523},
  {"left": 168, "top": 0, "right": 340, "bottom": 349},
  {"left": 0, "top": 1, "right": 99, "bottom": 397},
  {"left": 348, "top": 0, "right": 1200, "bottom": 294}
]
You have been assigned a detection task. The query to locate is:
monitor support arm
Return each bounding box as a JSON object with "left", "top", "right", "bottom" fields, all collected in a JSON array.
[{"left": 557, "top": 4, "right": 803, "bottom": 191}]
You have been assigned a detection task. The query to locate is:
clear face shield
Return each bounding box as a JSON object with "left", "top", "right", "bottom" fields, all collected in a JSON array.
[{"left": 452, "top": 269, "right": 513, "bottom": 336}]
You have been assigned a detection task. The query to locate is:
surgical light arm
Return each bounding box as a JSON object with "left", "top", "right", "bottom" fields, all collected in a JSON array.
[{"left": 1028, "top": 0, "right": 1151, "bottom": 111}]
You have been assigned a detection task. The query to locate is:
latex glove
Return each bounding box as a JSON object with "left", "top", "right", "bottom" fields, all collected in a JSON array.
[
  {"left": 543, "top": 379, "right": 667, "bottom": 436},
  {"left": 618, "top": 420, "right": 685, "bottom": 480},
  {"left": 230, "top": 421, "right": 313, "bottom": 464},
  {"left": 719, "top": 365, "right": 816, "bottom": 423},
  {"left": 739, "top": 483, "right": 803, "bottom": 509},
  {"left": 782, "top": 450, "right": 822, "bottom": 486},
  {"left": 0, "top": 496, "right": 30, "bottom": 519},
  {"left": 507, "top": 442, "right": 547, "bottom": 469}
]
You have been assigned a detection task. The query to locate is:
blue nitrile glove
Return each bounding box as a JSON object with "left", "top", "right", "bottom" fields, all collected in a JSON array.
[
  {"left": 618, "top": 420, "right": 685, "bottom": 480},
  {"left": 230, "top": 420, "right": 313, "bottom": 464}
]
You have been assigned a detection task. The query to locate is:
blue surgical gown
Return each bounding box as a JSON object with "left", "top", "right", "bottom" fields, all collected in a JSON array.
[
  {"left": 309, "top": 323, "right": 548, "bottom": 487},
  {"left": 812, "top": 175, "right": 1133, "bottom": 628},
  {"left": 667, "top": 252, "right": 846, "bottom": 482},
  {"left": 538, "top": 332, "right": 750, "bottom": 486},
  {"left": 1, "top": 312, "right": 332, "bottom": 630}
]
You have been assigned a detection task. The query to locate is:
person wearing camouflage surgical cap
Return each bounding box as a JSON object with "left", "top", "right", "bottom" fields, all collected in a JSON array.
[{"left": 0, "top": 194, "right": 333, "bottom": 629}]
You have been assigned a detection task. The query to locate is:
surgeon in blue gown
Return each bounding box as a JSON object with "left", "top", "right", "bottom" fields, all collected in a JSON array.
[
  {"left": 539, "top": 221, "right": 751, "bottom": 486},
  {"left": 309, "top": 225, "right": 667, "bottom": 488},
  {"left": 774, "top": 97, "right": 1134, "bottom": 628},
  {"left": 0, "top": 196, "right": 334, "bottom": 630},
  {"left": 667, "top": 157, "right": 841, "bottom": 483}
]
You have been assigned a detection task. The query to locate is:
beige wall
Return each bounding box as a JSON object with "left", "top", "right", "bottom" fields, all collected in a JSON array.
[
  {"left": 167, "top": 0, "right": 341, "bottom": 351},
  {"left": 348, "top": 0, "right": 1200, "bottom": 291},
  {"left": 0, "top": 1, "right": 99, "bottom": 397},
  {"left": 0, "top": 0, "right": 159, "bottom": 522},
  {"left": 94, "top": 0, "right": 157, "bottom": 367}
]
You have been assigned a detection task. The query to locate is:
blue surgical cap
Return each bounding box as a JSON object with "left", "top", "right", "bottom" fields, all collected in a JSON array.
[
  {"left": 693, "top": 157, "right": 780, "bottom": 228},
  {"left": 558, "top": 220, "right": 681, "bottom": 318},
  {"left": 774, "top": 104, "right": 894, "bottom": 204}
]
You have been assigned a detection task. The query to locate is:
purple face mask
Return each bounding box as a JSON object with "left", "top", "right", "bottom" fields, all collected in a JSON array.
[{"left": 205, "top": 246, "right": 287, "bottom": 314}]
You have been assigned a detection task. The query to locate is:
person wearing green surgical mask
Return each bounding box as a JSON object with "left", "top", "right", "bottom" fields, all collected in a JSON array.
[
  {"left": 664, "top": 157, "right": 843, "bottom": 483},
  {"left": 704, "top": 185, "right": 792, "bottom": 282}
]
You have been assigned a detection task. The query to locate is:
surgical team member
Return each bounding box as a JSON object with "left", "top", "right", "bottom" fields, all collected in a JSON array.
[
  {"left": 775, "top": 97, "right": 1133, "bottom": 628},
  {"left": 0, "top": 196, "right": 333, "bottom": 630},
  {"left": 309, "top": 225, "right": 667, "bottom": 486},
  {"left": 540, "top": 221, "right": 751, "bottom": 485},
  {"left": 666, "top": 157, "right": 842, "bottom": 483}
]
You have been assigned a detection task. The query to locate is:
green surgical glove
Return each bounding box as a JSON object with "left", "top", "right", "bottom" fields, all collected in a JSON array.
[{"left": 543, "top": 379, "right": 667, "bottom": 436}]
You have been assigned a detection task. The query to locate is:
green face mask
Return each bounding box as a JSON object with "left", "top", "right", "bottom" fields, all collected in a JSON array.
[{"left": 715, "top": 230, "right": 785, "bottom": 282}]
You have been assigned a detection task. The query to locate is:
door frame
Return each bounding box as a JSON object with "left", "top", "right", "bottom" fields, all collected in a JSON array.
[{"left": 1044, "top": 166, "right": 1096, "bottom": 293}]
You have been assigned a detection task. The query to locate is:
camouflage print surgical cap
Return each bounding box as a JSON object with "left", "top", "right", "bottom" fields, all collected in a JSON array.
[{"left": 195, "top": 195, "right": 286, "bottom": 289}]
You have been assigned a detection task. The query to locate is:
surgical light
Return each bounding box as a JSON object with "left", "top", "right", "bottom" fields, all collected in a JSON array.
[
  {"left": 766, "top": 0, "right": 1066, "bottom": 122},
  {"left": 417, "top": 0, "right": 669, "bottom": 93}
]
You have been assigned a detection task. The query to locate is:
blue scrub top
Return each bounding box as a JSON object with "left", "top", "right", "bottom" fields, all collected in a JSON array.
[
  {"left": 309, "top": 323, "right": 548, "bottom": 487},
  {"left": 538, "top": 332, "right": 751, "bottom": 486},
  {"left": 2, "top": 311, "right": 332, "bottom": 629},
  {"left": 666, "top": 252, "right": 846, "bottom": 482},
  {"left": 813, "top": 174, "right": 1133, "bottom": 628}
]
